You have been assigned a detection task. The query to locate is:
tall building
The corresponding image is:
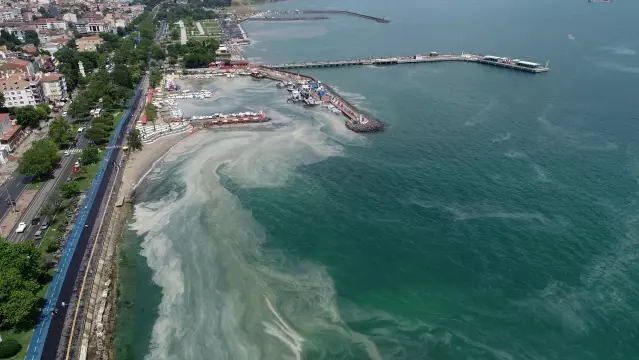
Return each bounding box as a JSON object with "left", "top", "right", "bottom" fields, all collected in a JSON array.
[
  {"left": 1, "top": 74, "right": 44, "bottom": 107},
  {"left": 41, "top": 73, "right": 67, "bottom": 102},
  {"left": 76, "top": 35, "right": 103, "bottom": 52}
]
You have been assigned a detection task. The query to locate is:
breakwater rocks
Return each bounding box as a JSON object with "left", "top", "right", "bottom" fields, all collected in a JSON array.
[{"left": 346, "top": 118, "right": 385, "bottom": 132}]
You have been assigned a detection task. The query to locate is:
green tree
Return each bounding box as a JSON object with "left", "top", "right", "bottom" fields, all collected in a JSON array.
[
  {"left": 80, "top": 146, "right": 100, "bottom": 165},
  {"left": 0, "top": 268, "right": 38, "bottom": 301},
  {"left": 23, "top": 30, "right": 40, "bottom": 46},
  {"left": 145, "top": 103, "right": 158, "bottom": 130},
  {"left": 171, "top": 28, "right": 179, "bottom": 40},
  {"left": 60, "top": 181, "right": 79, "bottom": 198},
  {"left": 13, "top": 106, "right": 46, "bottom": 128},
  {"left": 112, "top": 64, "right": 133, "bottom": 88},
  {"left": 127, "top": 128, "right": 142, "bottom": 151},
  {"left": 0, "top": 241, "right": 42, "bottom": 280},
  {"left": 84, "top": 125, "right": 111, "bottom": 145},
  {"left": 149, "top": 68, "right": 162, "bottom": 89},
  {"left": 17, "top": 140, "right": 60, "bottom": 179},
  {"left": 151, "top": 44, "right": 165, "bottom": 61},
  {"left": 36, "top": 103, "right": 51, "bottom": 118},
  {"left": 1, "top": 289, "right": 39, "bottom": 326},
  {"left": 0, "top": 91, "right": 4, "bottom": 108},
  {"left": 48, "top": 117, "right": 73, "bottom": 147}
]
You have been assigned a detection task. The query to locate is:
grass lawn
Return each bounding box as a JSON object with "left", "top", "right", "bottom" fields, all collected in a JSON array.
[
  {"left": 74, "top": 163, "right": 100, "bottom": 192},
  {"left": 26, "top": 181, "right": 43, "bottom": 190},
  {"left": 113, "top": 111, "right": 123, "bottom": 127},
  {"left": 0, "top": 272, "right": 54, "bottom": 360},
  {"left": 0, "top": 328, "right": 33, "bottom": 360}
]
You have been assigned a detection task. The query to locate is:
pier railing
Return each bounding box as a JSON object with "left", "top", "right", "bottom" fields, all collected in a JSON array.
[{"left": 262, "top": 53, "right": 549, "bottom": 73}]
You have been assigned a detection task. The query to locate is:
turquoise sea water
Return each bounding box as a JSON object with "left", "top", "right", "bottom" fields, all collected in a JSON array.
[{"left": 116, "top": 0, "right": 639, "bottom": 359}]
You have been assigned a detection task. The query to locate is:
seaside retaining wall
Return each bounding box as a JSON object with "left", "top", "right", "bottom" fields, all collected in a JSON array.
[{"left": 25, "top": 82, "right": 144, "bottom": 360}]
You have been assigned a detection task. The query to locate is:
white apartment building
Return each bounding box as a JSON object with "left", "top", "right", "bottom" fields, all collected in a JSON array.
[
  {"left": 0, "top": 7, "right": 20, "bottom": 21},
  {"left": 1, "top": 74, "right": 44, "bottom": 107},
  {"left": 41, "top": 73, "right": 67, "bottom": 102}
]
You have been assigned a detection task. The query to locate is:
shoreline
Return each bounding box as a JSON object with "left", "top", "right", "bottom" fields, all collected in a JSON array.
[{"left": 97, "top": 131, "right": 193, "bottom": 358}]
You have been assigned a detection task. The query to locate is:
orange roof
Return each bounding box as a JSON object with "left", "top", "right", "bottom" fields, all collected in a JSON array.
[
  {"left": 0, "top": 113, "right": 9, "bottom": 122},
  {"left": 51, "top": 38, "right": 69, "bottom": 44},
  {"left": 1, "top": 125, "right": 21, "bottom": 142},
  {"left": 79, "top": 35, "right": 102, "bottom": 42},
  {"left": 41, "top": 73, "right": 61, "bottom": 82}
]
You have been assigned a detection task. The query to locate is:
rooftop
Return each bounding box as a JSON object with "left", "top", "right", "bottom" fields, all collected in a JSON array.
[
  {"left": 41, "top": 73, "right": 62, "bottom": 82},
  {"left": 78, "top": 35, "right": 102, "bottom": 42},
  {"left": 1, "top": 124, "right": 21, "bottom": 142}
]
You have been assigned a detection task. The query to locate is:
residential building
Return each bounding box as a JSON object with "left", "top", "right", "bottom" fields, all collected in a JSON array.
[
  {"left": 37, "top": 29, "right": 68, "bottom": 43},
  {"left": 22, "top": 12, "right": 33, "bottom": 22},
  {"left": 62, "top": 12, "right": 77, "bottom": 23},
  {"left": 86, "top": 21, "right": 110, "bottom": 33},
  {"left": 0, "top": 59, "right": 37, "bottom": 76},
  {"left": 1, "top": 74, "right": 44, "bottom": 107},
  {"left": 40, "top": 41, "right": 64, "bottom": 54},
  {"left": 41, "top": 72, "right": 66, "bottom": 101},
  {"left": 0, "top": 7, "right": 20, "bottom": 21},
  {"left": 76, "top": 35, "right": 103, "bottom": 52},
  {"left": 34, "top": 18, "right": 68, "bottom": 31},
  {"left": 11, "top": 25, "right": 37, "bottom": 41},
  {"left": 0, "top": 112, "right": 24, "bottom": 153}
]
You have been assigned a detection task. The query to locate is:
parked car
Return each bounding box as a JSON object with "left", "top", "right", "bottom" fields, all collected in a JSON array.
[
  {"left": 40, "top": 222, "right": 50, "bottom": 230},
  {"left": 34, "top": 230, "right": 43, "bottom": 240},
  {"left": 31, "top": 217, "right": 40, "bottom": 225}
]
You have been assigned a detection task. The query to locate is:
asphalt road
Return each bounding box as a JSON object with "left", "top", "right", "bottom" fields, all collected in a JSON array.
[
  {"left": 5, "top": 135, "right": 90, "bottom": 244},
  {"left": 0, "top": 100, "right": 75, "bottom": 225},
  {"left": 0, "top": 173, "right": 31, "bottom": 219},
  {"left": 40, "top": 76, "right": 147, "bottom": 360},
  {"left": 39, "top": 18, "right": 164, "bottom": 358}
]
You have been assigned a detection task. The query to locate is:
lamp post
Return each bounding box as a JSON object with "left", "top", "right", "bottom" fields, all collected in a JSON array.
[{"left": 4, "top": 176, "right": 16, "bottom": 213}]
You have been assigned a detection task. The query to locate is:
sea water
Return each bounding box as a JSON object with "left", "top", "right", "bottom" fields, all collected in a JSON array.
[{"left": 116, "top": 0, "right": 639, "bottom": 359}]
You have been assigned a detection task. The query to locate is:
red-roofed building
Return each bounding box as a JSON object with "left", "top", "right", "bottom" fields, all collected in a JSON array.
[
  {"left": 22, "top": 44, "right": 38, "bottom": 55},
  {"left": 0, "top": 113, "right": 24, "bottom": 153}
]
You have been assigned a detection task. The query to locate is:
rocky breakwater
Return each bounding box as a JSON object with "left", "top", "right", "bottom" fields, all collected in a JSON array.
[
  {"left": 258, "top": 66, "right": 386, "bottom": 133},
  {"left": 345, "top": 117, "right": 385, "bottom": 133}
]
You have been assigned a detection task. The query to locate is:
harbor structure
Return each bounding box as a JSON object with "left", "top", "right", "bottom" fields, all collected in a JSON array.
[
  {"left": 263, "top": 53, "right": 550, "bottom": 74},
  {"left": 257, "top": 67, "right": 385, "bottom": 132},
  {"left": 243, "top": 9, "right": 390, "bottom": 23}
]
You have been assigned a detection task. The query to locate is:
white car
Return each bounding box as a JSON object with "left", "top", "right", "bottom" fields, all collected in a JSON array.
[
  {"left": 62, "top": 111, "right": 68, "bottom": 116},
  {"left": 16, "top": 222, "right": 27, "bottom": 233},
  {"left": 77, "top": 127, "right": 85, "bottom": 133},
  {"left": 64, "top": 150, "right": 70, "bottom": 156}
]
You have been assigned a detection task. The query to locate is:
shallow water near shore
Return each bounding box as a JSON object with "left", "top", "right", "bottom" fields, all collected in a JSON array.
[{"left": 116, "top": 0, "right": 639, "bottom": 359}]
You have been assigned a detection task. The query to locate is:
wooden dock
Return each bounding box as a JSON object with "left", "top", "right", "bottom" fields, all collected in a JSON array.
[{"left": 262, "top": 53, "right": 550, "bottom": 73}]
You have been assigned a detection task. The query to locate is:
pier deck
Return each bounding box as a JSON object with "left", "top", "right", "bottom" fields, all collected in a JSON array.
[
  {"left": 245, "top": 9, "right": 389, "bottom": 23},
  {"left": 263, "top": 53, "right": 549, "bottom": 73}
]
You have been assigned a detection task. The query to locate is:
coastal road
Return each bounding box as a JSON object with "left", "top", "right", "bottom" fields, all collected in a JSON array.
[
  {"left": 40, "top": 75, "right": 147, "bottom": 360},
  {"left": 5, "top": 135, "right": 90, "bottom": 244},
  {"left": 39, "top": 19, "right": 164, "bottom": 359}
]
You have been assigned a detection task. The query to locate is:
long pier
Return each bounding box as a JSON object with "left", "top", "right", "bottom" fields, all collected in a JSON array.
[
  {"left": 245, "top": 9, "right": 389, "bottom": 23},
  {"left": 263, "top": 53, "right": 550, "bottom": 74},
  {"left": 244, "top": 16, "right": 329, "bottom": 22}
]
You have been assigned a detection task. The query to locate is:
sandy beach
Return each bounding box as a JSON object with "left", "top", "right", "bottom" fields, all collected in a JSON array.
[{"left": 120, "top": 131, "right": 195, "bottom": 198}]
